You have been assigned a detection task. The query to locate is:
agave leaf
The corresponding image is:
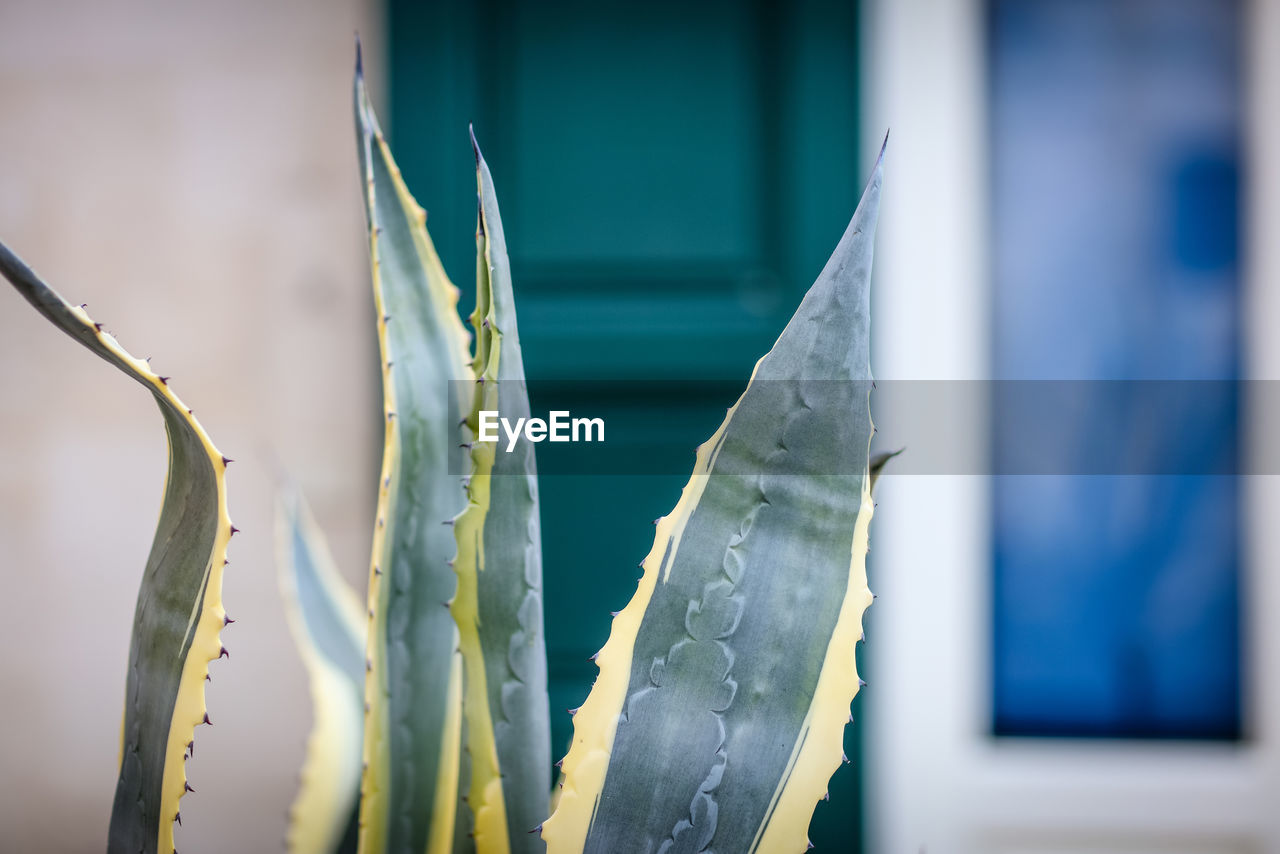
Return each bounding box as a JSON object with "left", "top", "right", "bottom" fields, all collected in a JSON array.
[
  {"left": 449, "top": 132, "right": 552, "bottom": 854},
  {"left": 543, "top": 142, "right": 886, "bottom": 854},
  {"left": 278, "top": 490, "right": 365, "bottom": 854},
  {"left": 353, "top": 47, "right": 475, "bottom": 854},
  {"left": 0, "top": 241, "right": 233, "bottom": 854}
]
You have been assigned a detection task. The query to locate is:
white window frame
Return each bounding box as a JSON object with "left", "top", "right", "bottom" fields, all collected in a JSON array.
[{"left": 861, "top": 1, "right": 1280, "bottom": 851}]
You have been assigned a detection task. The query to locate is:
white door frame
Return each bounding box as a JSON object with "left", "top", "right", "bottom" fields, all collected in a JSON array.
[{"left": 861, "top": 1, "right": 1280, "bottom": 851}]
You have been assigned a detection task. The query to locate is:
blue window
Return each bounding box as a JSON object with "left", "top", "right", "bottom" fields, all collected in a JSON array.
[{"left": 990, "top": 0, "right": 1243, "bottom": 739}]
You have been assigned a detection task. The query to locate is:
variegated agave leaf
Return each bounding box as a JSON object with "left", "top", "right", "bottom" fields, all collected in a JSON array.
[
  {"left": 450, "top": 131, "right": 552, "bottom": 854},
  {"left": 278, "top": 489, "right": 365, "bottom": 854},
  {"left": 544, "top": 141, "right": 887, "bottom": 854},
  {"left": 353, "top": 44, "right": 476, "bottom": 854},
  {"left": 0, "top": 241, "right": 234, "bottom": 854}
]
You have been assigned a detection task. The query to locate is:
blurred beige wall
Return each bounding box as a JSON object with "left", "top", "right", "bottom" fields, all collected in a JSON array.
[{"left": 0, "top": 2, "right": 384, "bottom": 851}]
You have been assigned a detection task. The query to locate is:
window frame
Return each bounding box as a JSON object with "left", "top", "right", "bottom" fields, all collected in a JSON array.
[{"left": 862, "top": 0, "right": 1280, "bottom": 850}]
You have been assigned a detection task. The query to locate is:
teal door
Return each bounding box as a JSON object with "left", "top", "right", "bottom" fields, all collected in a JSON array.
[{"left": 389, "top": 2, "right": 864, "bottom": 848}]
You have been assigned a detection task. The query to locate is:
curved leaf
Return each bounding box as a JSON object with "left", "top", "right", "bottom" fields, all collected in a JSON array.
[
  {"left": 0, "top": 240, "right": 234, "bottom": 854},
  {"left": 278, "top": 490, "right": 365, "bottom": 854},
  {"left": 353, "top": 46, "right": 475, "bottom": 854},
  {"left": 450, "top": 133, "right": 551, "bottom": 854},
  {"left": 543, "top": 141, "right": 886, "bottom": 854}
]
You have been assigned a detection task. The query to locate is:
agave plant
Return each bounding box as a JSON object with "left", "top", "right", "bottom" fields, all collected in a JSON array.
[
  {"left": 0, "top": 244, "right": 235, "bottom": 854},
  {"left": 1, "top": 43, "right": 888, "bottom": 854},
  {"left": 279, "top": 48, "right": 889, "bottom": 854}
]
